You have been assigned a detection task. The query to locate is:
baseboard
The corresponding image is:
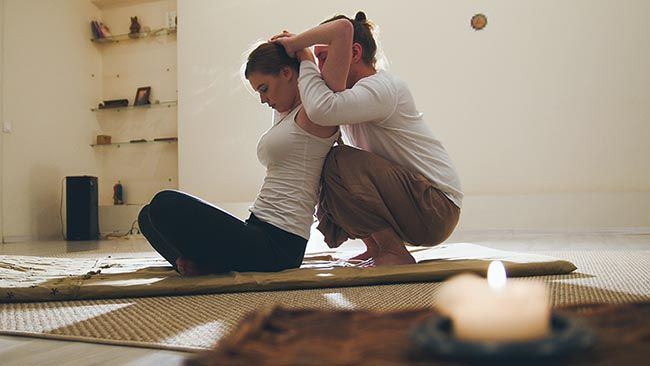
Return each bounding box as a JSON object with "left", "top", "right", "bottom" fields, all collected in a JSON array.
[
  {"left": 454, "top": 227, "right": 650, "bottom": 235},
  {"left": 2, "top": 235, "right": 33, "bottom": 244}
]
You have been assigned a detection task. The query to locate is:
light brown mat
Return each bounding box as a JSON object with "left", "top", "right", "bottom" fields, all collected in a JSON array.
[
  {"left": 0, "top": 243, "right": 575, "bottom": 303},
  {"left": 0, "top": 250, "right": 648, "bottom": 352}
]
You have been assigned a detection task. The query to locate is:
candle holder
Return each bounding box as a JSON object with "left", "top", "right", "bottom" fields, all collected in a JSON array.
[{"left": 410, "top": 312, "right": 594, "bottom": 361}]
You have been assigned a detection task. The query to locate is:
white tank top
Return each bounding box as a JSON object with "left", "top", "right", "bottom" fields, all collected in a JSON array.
[{"left": 250, "top": 106, "right": 339, "bottom": 239}]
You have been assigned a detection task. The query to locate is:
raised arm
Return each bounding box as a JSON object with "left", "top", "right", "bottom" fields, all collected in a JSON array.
[
  {"left": 298, "top": 61, "right": 396, "bottom": 126},
  {"left": 272, "top": 19, "right": 396, "bottom": 127},
  {"left": 272, "top": 19, "right": 352, "bottom": 92}
]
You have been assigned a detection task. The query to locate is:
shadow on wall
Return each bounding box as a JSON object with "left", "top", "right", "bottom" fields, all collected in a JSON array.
[{"left": 30, "top": 165, "right": 64, "bottom": 241}]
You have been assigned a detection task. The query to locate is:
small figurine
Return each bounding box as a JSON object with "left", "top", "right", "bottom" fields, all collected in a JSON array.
[
  {"left": 113, "top": 181, "right": 124, "bottom": 205},
  {"left": 129, "top": 16, "right": 141, "bottom": 38}
]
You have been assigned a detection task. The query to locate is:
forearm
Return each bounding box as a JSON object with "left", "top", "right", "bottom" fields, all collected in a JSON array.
[
  {"left": 289, "top": 19, "right": 352, "bottom": 92},
  {"left": 287, "top": 19, "right": 352, "bottom": 55}
]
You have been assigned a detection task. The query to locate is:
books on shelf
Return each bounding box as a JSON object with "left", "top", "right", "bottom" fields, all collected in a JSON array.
[
  {"left": 90, "top": 20, "right": 112, "bottom": 39},
  {"left": 90, "top": 21, "right": 101, "bottom": 39},
  {"left": 98, "top": 99, "right": 129, "bottom": 109}
]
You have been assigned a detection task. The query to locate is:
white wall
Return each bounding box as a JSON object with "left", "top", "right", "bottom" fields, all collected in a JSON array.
[
  {"left": 178, "top": 0, "right": 650, "bottom": 230},
  {"left": 2, "top": 0, "right": 102, "bottom": 241}
]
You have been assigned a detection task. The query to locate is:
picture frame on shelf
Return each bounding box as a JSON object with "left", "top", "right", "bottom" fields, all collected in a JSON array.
[{"left": 134, "top": 86, "right": 151, "bottom": 106}]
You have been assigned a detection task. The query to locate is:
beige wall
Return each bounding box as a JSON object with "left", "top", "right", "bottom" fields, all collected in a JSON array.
[
  {"left": 92, "top": 0, "right": 178, "bottom": 206},
  {"left": 93, "top": 0, "right": 178, "bottom": 236},
  {"left": 1, "top": 0, "right": 178, "bottom": 240},
  {"left": 0, "top": 0, "right": 4, "bottom": 241},
  {"left": 178, "top": 0, "right": 650, "bottom": 229},
  {"left": 1, "top": 1, "right": 648, "bottom": 241},
  {"left": 2, "top": 0, "right": 102, "bottom": 241}
]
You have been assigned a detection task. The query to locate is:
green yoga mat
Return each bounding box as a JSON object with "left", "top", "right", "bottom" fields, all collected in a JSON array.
[{"left": 0, "top": 243, "right": 576, "bottom": 303}]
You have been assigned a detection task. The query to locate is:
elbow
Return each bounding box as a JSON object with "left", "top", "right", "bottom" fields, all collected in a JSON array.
[
  {"left": 325, "top": 80, "right": 346, "bottom": 93},
  {"left": 333, "top": 19, "right": 354, "bottom": 41}
]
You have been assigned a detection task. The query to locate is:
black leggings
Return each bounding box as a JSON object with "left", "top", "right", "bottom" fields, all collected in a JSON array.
[{"left": 138, "top": 190, "right": 307, "bottom": 274}]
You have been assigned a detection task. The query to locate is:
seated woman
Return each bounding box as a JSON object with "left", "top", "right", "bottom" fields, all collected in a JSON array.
[{"left": 137, "top": 37, "right": 346, "bottom": 275}]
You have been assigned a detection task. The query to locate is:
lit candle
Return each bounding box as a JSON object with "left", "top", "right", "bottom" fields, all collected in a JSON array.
[{"left": 435, "top": 261, "right": 550, "bottom": 342}]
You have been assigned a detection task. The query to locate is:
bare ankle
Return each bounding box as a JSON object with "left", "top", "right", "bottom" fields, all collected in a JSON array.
[
  {"left": 371, "top": 228, "right": 407, "bottom": 254},
  {"left": 176, "top": 257, "right": 202, "bottom": 276},
  {"left": 373, "top": 251, "right": 416, "bottom": 266}
]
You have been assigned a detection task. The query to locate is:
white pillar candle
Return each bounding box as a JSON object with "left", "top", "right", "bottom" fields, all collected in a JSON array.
[{"left": 435, "top": 261, "right": 550, "bottom": 342}]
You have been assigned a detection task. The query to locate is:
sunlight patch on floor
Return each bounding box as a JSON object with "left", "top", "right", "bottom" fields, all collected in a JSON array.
[{"left": 323, "top": 292, "right": 356, "bottom": 309}]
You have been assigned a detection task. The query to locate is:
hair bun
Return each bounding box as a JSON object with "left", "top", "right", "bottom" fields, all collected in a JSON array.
[{"left": 354, "top": 11, "right": 367, "bottom": 22}]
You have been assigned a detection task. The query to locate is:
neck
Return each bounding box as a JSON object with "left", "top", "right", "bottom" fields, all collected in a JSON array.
[
  {"left": 291, "top": 95, "right": 301, "bottom": 110},
  {"left": 348, "top": 65, "right": 377, "bottom": 88}
]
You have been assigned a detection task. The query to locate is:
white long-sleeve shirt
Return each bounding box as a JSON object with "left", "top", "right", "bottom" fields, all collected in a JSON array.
[
  {"left": 250, "top": 106, "right": 340, "bottom": 239},
  {"left": 298, "top": 61, "right": 463, "bottom": 208}
]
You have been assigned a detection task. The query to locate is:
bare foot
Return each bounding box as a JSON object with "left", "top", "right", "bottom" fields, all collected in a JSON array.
[
  {"left": 344, "top": 257, "right": 375, "bottom": 267},
  {"left": 369, "top": 228, "right": 416, "bottom": 266},
  {"left": 349, "top": 251, "right": 373, "bottom": 261},
  {"left": 349, "top": 236, "right": 380, "bottom": 261},
  {"left": 373, "top": 251, "right": 416, "bottom": 266},
  {"left": 175, "top": 257, "right": 202, "bottom": 276}
]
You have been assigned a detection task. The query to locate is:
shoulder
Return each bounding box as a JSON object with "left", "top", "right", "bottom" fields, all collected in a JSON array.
[
  {"left": 357, "top": 70, "right": 393, "bottom": 85},
  {"left": 356, "top": 71, "right": 399, "bottom": 95},
  {"left": 373, "top": 71, "right": 416, "bottom": 105}
]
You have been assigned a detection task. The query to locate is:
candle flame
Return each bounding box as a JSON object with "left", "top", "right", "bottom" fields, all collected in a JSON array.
[{"left": 488, "top": 261, "right": 507, "bottom": 289}]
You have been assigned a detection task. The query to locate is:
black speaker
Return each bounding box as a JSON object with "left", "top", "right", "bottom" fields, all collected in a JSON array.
[{"left": 66, "top": 176, "right": 100, "bottom": 240}]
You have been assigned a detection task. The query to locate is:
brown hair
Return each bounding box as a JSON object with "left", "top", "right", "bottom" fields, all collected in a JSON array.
[
  {"left": 321, "top": 11, "right": 377, "bottom": 68},
  {"left": 244, "top": 42, "right": 299, "bottom": 79}
]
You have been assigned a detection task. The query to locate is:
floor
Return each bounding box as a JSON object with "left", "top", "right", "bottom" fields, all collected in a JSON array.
[{"left": 1, "top": 227, "right": 649, "bottom": 365}]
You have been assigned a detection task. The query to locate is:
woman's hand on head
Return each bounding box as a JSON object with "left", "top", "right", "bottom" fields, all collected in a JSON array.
[
  {"left": 270, "top": 31, "right": 315, "bottom": 63},
  {"left": 270, "top": 30, "right": 293, "bottom": 42},
  {"left": 270, "top": 30, "right": 297, "bottom": 57},
  {"left": 269, "top": 31, "right": 316, "bottom": 63}
]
